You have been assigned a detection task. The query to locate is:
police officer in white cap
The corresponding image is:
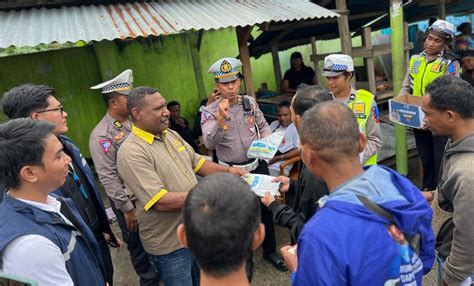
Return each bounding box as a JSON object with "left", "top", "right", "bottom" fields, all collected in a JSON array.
[
  {"left": 400, "top": 19, "right": 461, "bottom": 193},
  {"left": 89, "top": 69, "right": 160, "bottom": 285},
  {"left": 323, "top": 54, "right": 382, "bottom": 166},
  {"left": 201, "top": 58, "right": 288, "bottom": 274}
]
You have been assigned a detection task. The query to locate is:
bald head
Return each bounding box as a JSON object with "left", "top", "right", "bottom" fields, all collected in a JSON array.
[{"left": 300, "top": 101, "right": 360, "bottom": 162}]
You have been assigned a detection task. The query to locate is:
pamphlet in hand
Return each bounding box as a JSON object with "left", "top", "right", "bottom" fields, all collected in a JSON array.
[
  {"left": 243, "top": 174, "right": 280, "bottom": 197},
  {"left": 247, "top": 130, "right": 285, "bottom": 160}
]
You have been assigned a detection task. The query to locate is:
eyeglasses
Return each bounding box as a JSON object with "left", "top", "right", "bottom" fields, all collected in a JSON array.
[{"left": 36, "top": 106, "right": 65, "bottom": 117}]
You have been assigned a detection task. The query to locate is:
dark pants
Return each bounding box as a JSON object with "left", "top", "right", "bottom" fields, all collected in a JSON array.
[
  {"left": 111, "top": 200, "right": 160, "bottom": 286},
  {"left": 96, "top": 234, "right": 114, "bottom": 285},
  {"left": 414, "top": 129, "right": 447, "bottom": 190}
]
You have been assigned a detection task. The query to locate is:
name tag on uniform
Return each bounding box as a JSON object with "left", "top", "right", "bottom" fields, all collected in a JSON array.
[{"left": 410, "top": 69, "right": 419, "bottom": 74}]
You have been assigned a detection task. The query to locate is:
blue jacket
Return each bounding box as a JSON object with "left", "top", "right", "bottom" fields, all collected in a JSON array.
[
  {"left": 54, "top": 136, "right": 116, "bottom": 242},
  {"left": 294, "top": 165, "right": 435, "bottom": 286},
  {"left": 0, "top": 193, "right": 105, "bottom": 285}
]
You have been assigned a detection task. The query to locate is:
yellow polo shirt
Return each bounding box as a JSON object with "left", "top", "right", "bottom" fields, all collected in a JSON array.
[{"left": 117, "top": 125, "right": 205, "bottom": 255}]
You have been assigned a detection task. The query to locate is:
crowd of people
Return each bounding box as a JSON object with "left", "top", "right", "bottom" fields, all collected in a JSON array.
[{"left": 0, "top": 18, "right": 473, "bottom": 286}]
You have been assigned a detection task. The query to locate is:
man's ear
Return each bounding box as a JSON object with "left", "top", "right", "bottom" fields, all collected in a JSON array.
[
  {"left": 358, "top": 132, "right": 367, "bottom": 154},
  {"left": 251, "top": 223, "right": 265, "bottom": 251},
  {"left": 446, "top": 110, "right": 457, "bottom": 123},
  {"left": 30, "top": 112, "right": 39, "bottom": 120},
  {"left": 19, "top": 166, "right": 39, "bottom": 184},
  {"left": 131, "top": 107, "right": 141, "bottom": 121},
  {"left": 176, "top": 224, "right": 188, "bottom": 248}
]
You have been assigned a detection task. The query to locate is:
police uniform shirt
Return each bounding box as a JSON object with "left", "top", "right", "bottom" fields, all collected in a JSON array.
[
  {"left": 400, "top": 49, "right": 461, "bottom": 95},
  {"left": 89, "top": 113, "right": 133, "bottom": 213},
  {"left": 116, "top": 126, "right": 205, "bottom": 255},
  {"left": 201, "top": 95, "right": 272, "bottom": 164},
  {"left": 337, "top": 87, "right": 382, "bottom": 164}
]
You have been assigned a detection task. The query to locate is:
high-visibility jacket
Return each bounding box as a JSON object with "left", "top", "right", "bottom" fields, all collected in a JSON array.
[
  {"left": 409, "top": 51, "right": 460, "bottom": 96},
  {"left": 348, "top": 89, "right": 377, "bottom": 166}
]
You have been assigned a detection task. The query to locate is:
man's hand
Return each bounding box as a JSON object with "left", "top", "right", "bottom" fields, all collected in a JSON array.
[
  {"left": 272, "top": 176, "right": 290, "bottom": 193},
  {"left": 281, "top": 244, "right": 298, "bottom": 273},
  {"left": 218, "top": 99, "right": 230, "bottom": 119},
  {"left": 103, "top": 233, "right": 124, "bottom": 250},
  {"left": 422, "top": 191, "right": 434, "bottom": 205},
  {"left": 124, "top": 208, "right": 138, "bottom": 232},
  {"left": 208, "top": 88, "right": 221, "bottom": 105},
  {"left": 228, "top": 166, "right": 248, "bottom": 177},
  {"left": 261, "top": 191, "right": 276, "bottom": 207}
]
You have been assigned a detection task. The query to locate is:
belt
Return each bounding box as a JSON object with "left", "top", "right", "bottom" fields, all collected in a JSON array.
[{"left": 219, "top": 159, "right": 259, "bottom": 172}]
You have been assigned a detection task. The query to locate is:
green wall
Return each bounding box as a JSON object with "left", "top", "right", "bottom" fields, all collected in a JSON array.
[{"left": 0, "top": 26, "right": 345, "bottom": 158}]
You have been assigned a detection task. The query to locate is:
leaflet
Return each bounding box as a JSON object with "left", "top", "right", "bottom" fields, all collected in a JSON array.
[
  {"left": 247, "top": 130, "right": 285, "bottom": 160},
  {"left": 243, "top": 174, "right": 280, "bottom": 197}
]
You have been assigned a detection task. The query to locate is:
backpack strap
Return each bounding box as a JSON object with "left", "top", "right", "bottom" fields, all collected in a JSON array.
[{"left": 356, "top": 195, "right": 420, "bottom": 255}]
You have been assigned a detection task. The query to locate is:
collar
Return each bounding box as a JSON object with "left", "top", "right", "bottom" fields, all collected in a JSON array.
[
  {"left": 420, "top": 49, "right": 444, "bottom": 59},
  {"left": 334, "top": 86, "right": 357, "bottom": 103},
  {"left": 132, "top": 125, "right": 167, "bottom": 145}
]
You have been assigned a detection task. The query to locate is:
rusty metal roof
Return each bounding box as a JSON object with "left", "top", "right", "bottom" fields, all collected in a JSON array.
[{"left": 0, "top": 0, "right": 338, "bottom": 48}]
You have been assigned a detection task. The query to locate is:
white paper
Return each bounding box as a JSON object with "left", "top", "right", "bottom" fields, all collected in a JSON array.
[
  {"left": 247, "top": 130, "right": 285, "bottom": 160},
  {"left": 243, "top": 174, "right": 280, "bottom": 197}
]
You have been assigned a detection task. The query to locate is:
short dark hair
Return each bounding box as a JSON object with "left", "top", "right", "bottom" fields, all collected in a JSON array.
[
  {"left": 127, "top": 86, "right": 159, "bottom": 120},
  {"left": 0, "top": 118, "right": 55, "bottom": 189},
  {"left": 2, "top": 84, "right": 56, "bottom": 119},
  {"left": 293, "top": 85, "right": 333, "bottom": 116},
  {"left": 290, "top": 52, "right": 302, "bottom": 60},
  {"left": 425, "top": 75, "right": 474, "bottom": 119},
  {"left": 300, "top": 101, "right": 360, "bottom": 162},
  {"left": 183, "top": 173, "right": 261, "bottom": 278},
  {"left": 102, "top": 92, "right": 122, "bottom": 107},
  {"left": 278, "top": 100, "right": 291, "bottom": 109},
  {"left": 167, "top": 100, "right": 180, "bottom": 109}
]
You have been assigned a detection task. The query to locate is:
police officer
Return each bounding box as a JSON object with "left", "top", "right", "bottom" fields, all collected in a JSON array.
[
  {"left": 323, "top": 54, "right": 382, "bottom": 165},
  {"left": 89, "top": 70, "right": 160, "bottom": 285},
  {"left": 400, "top": 19, "right": 461, "bottom": 192},
  {"left": 201, "top": 58, "right": 287, "bottom": 272}
]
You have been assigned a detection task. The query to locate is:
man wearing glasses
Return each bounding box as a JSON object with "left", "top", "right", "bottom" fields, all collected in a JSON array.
[{"left": 2, "top": 84, "right": 121, "bottom": 286}]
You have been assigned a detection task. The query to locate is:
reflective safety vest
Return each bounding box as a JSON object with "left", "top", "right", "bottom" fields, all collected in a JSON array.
[
  {"left": 348, "top": 89, "right": 377, "bottom": 166},
  {"left": 409, "top": 51, "right": 459, "bottom": 97}
]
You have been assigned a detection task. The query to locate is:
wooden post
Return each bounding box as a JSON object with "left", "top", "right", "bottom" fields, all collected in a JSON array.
[
  {"left": 404, "top": 22, "right": 410, "bottom": 71},
  {"left": 336, "top": 0, "right": 352, "bottom": 55},
  {"left": 437, "top": 0, "right": 446, "bottom": 20},
  {"left": 310, "top": 36, "right": 320, "bottom": 85},
  {"left": 236, "top": 26, "right": 255, "bottom": 98},
  {"left": 390, "top": 0, "right": 408, "bottom": 175},
  {"left": 271, "top": 45, "right": 282, "bottom": 93},
  {"left": 187, "top": 31, "right": 207, "bottom": 99},
  {"left": 362, "top": 27, "right": 376, "bottom": 94}
]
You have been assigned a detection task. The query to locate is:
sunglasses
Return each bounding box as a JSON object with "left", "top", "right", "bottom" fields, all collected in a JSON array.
[{"left": 36, "top": 106, "right": 65, "bottom": 117}]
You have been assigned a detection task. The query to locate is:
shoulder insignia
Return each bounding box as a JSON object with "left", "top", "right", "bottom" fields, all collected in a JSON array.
[
  {"left": 114, "top": 120, "right": 123, "bottom": 129},
  {"left": 99, "top": 139, "right": 112, "bottom": 154},
  {"left": 201, "top": 110, "right": 212, "bottom": 122}
]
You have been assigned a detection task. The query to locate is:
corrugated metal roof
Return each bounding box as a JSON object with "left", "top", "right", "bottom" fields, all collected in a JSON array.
[{"left": 0, "top": 0, "right": 339, "bottom": 48}]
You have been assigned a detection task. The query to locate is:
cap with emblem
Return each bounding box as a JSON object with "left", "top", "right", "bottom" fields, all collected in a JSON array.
[
  {"left": 323, "top": 54, "right": 354, "bottom": 77},
  {"left": 208, "top": 58, "right": 242, "bottom": 83},
  {"left": 90, "top": 69, "right": 133, "bottom": 95},
  {"left": 429, "top": 20, "right": 455, "bottom": 39}
]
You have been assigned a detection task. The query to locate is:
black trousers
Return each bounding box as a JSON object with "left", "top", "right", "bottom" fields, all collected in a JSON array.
[
  {"left": 96, "top": 234, "right": 114, "bottom": 285},
  {"left": 413, "top": 129, "right": 447, "bottom": 190},
  {"left": 111, "top": 200, "right": 160, "bottom": 286}
]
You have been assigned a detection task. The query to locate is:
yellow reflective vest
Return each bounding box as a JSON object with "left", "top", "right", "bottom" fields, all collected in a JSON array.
[
  {"left": 348, "top": 89, "right": 377, "bottom": 166},
  {"left": 409, "top": 51, "right": 459, "bottom": 97}
]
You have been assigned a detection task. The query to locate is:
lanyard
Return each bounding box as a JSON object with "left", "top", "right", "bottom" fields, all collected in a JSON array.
[{"left": 68, "top": 163, "right": 88, "bottom": 199}]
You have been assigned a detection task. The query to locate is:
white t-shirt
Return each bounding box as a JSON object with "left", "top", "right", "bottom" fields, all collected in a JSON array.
[
  {"left": 2, "top": 195, "right": 74, "bottom": 286},
  {"left": 268, "top": 121, "right": 300, "bottom": 175}
]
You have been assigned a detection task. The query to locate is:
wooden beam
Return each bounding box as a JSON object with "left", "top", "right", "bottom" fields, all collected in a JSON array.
[
  {"left": 362, "top": 27, "right": 376, "bottom": 94},
  {"left": 259, "top": 23, "right": 299, "bottom": 57},
  {"left": 195, "top": 30, "right": 204, "bottom": 51},
  {"left": 269, "top": 11, "right": 385, "bottom": 32},
  {"left": 310, "top": 42, "right": 414, "bottom": 62},
  {"left": 236, "top": 26, "right": 256, "bottom": 98},
  {"left": 187, "top": 32, "right": 207, "bottom": 99},
  {"left": 404, "top": 22, "right": 410, "bottom": 72},
  {"left": 437, "top": 0, "right": 446, "bottom": 20},
  {"left": 310, "top": 36, "right": 320, "bottom": 85},
  {"left": 336, "top": 0, "right": 352, "bottom": 55},
  {"left": 271, "top": 45, "right": 282, "bottom": 93},
  {"left": 258, "top": 22, "right": 270, "bottom": 31},
  {"left": 237, "top": 26, "right": 253, "bottom": 47}
]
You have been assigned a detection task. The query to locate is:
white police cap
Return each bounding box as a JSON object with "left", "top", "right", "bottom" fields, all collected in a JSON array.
[
  {"left": 323, "top": 54, "right": 354, "bottom": 77},
  {"left": 208, "top": 58, "right": 242, "bottom": 83},
  {"left": 429, "top": 20, "right": 455, "bottom": 39},
  {"left": 90, "top": 69, "right": 133, "bottom": 95}
]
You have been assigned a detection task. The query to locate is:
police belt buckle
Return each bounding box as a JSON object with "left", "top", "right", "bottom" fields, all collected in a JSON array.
[{"left": 233, "top": 159, "right": 259, "bottom": 172}]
